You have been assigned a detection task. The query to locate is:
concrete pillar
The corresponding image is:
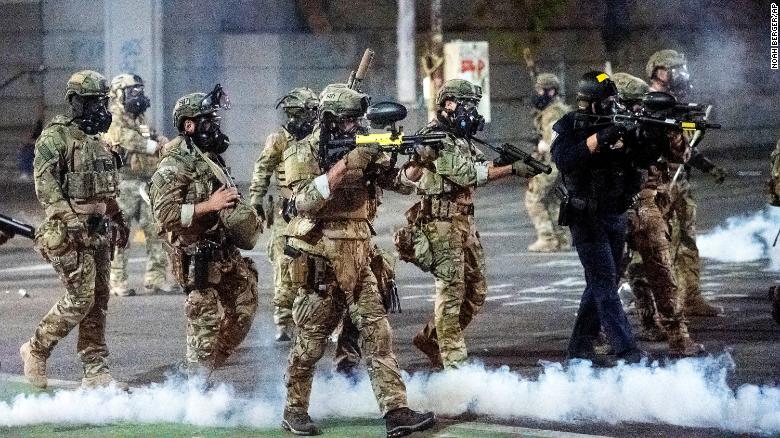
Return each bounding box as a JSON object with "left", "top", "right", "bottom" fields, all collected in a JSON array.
[
  {"left": 104, "top": 0, "right": 164, "bottom": 130},
  {"left": 396, "top": 0, "right": 416, "bottom": 104}
]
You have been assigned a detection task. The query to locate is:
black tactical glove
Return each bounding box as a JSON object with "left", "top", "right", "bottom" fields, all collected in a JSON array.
[{"left": 596, "top": 125, "right": 625, "bottom": 150}]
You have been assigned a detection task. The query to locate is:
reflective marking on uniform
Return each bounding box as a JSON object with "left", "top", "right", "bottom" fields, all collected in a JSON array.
[{"left": 596, "top": 73, "right": 609, "bottom": 82}]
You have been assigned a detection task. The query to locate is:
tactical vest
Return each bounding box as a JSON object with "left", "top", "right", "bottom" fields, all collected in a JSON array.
[
  {"left": 415, "top": 127, "right": 476, "bottom": 200},
  {"left": 557, "top": 112, "right": 640, "bottom": 215},
  {"left": 274, "top": 128, "right": 295, "bottom": 197},
  {"left": 45, "top": 117, "right": 120, "bottom": 201}
]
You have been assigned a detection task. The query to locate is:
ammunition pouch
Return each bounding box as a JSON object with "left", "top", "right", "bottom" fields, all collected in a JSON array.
[
  {"left": 394, "top": 202, "right": 433, "bottom": 272},
  {"left": 419, "top": 197, "right": 474, "bottom": 221}
]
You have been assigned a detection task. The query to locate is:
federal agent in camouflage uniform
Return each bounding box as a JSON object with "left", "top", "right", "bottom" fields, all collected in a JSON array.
[
  {"left": 398, "top": 79, "right": 541, "bottom": 369},
  {"left": 525, "top": 73, "right": 571, "bottom": 252},
  {"left": 616, "top": 72, "right": 705, "bottom": 356},
  {"left": 105, "top": 73, "right": 176, "bottom": 296},
  {"left": 249, "top": 87, "right": 318, "bottom": 341},
  {"left": 647, "top": 49, "right": 725, "bottom": 317},
  {"left": 20, "top": 70, "right": 130, "bottom": 389},
  {"left": 281, "top": 83, "right": 435, "bottom": 437},
  {"left": 150, "top": 87, "right": 260, "bottom": 370}
]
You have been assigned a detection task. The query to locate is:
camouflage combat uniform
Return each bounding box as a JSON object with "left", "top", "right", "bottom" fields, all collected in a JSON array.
[
  {"left": 249, "top": 127, "right": 297, "bottom": 332},
  {"left": 525, "top": 96, "right": 570, "bottom": 251},
  {"left": 647, "top": 49, "right": 724, "bottom": 317},
  {"left": 24, "top": 70, "right": 128, "bottom": 384},
  {"left": 151, "top": 92, "right": 259, "bottom": 368},
  {"left": 402, "top": 120, "right": 489, "bottom": 368},
  {"left": 104, "top": 74, "right": 168, "bottom": 295},
  {"left": 282, "top": 86, "right": 411, "bottom": 417}
]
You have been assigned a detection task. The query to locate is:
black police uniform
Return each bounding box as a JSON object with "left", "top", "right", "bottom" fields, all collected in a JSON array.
[{"left": 551, "top": 111, "right": 642, "bottom": 359}]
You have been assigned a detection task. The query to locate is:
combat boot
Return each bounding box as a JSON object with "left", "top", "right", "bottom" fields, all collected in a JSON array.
[
  {"left": 667, "top": 327, "right": 705, "bottom": 357},
  {"left": 637, "top": 310, "right": 667, "bottom": 342},
  {"left": 144, "top": 282, "right": 181, "bottom": 295},
  {"left": 281, "top": 409, "right": 322, "bottom": 436},
  {"left": 110, "top": 288, "right": 136, "bottom": 297},
  {"left": 275, "top": 324, "right": 292, "bottom": 342},
  {"left": 412, "top": 332, "right": 443, "bottom": 370},
  {"left": 384, "top": 407, "right": 436, "bottom": 438},
  {"left": 684, "top": 295, "right": 723, "bottom": 317},
  {"left": 81, "top": 372, "right": 129, "bottom": 391},
  {"left": 20, "top": 341, "right": 47, "bottom": 389},
  {"left": 527, "top": 237, "right": 560, "bottom": 253}
]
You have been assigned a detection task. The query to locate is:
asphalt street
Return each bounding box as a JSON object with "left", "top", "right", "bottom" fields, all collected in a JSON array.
[{"left": 0, "top": 156, "right": 778, "bottom": 437}]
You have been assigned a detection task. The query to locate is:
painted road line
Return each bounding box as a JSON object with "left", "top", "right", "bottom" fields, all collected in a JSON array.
[{"left": 435, "top": 421, "right": 609, "bottom": 437}]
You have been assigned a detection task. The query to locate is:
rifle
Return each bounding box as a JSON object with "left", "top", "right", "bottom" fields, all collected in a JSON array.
[
  {"left": 320, "top": 102, "right": 446, "bottom": 169},
  {"left": 575, "top": 92, "right": 721, "bottom": 135},
  {"left": 0, "top": 214, "right": 35, "bottom": 239},
  {"left": 347, "top": 48, "right": 375, "bottom": 91},
  {"left": 470, "top": 137, "right": 553, "bottom": 175}
]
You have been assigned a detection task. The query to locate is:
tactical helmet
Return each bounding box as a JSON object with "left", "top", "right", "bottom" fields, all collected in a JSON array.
[
  {"left": 276, "top": 87, "right": 319, "bottom": 111},
  {"left": 646, "top": 49, "right": 687, "bottom": 79},
  {"left": 576, "top": 71, "right": 618, "bottom": 102},
  {"left": 435, "top": 79, "right": 482, "bottom": 106},
  {"left": 535, "top": 73, "right": 561, "bottom": 90},
  {"left": 66, "top": 70, "right": 109, "bottom": 100},
  {"left": 219, "top": 200, "right": 261, "bottom": 250},
  {"left": 319, "top": 83, "right": 369, "bottom": 120},
  {"left": 173, "top": 92, "right": 212, "bottom": 130},
  {"left": 612, "top": 72, "right": 649, "bottom": 102},
  {"left": 110, "top": 73, "right": 144, "bottom": 93}
]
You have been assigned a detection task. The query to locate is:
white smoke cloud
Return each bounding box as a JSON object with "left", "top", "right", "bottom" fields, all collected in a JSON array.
[
  {"left": 698, "top": 207, "right": 780, "bottom": 269},
  {"left": 1, "top": 355, "right": 779, "bottom": 434}
]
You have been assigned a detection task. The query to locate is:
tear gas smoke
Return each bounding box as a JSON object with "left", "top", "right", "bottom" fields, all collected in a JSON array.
[
  {"left": 698, "top": 207, "right": 780, "bottom": 269},
  {"left": 1, "top": 355, "right": 778, "bottom": 433}
]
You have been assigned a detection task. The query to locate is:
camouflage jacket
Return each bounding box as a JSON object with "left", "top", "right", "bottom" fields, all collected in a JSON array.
[
  {"left": 248, "top": 126, "right": 294, "bottom": 205},
  {"left": 104, "top": 101, "right": 159, "bottom": 178},
  {"left": 33, "top": 115, "right": 120, "bottom": 220},
  {"left": 403, "top": 121, "right": 489, "bottom": 201},
  {"left": 150, "top": 135, "right": 221, "bottom": 247},
  {"left": 284, "top": 131, "right": 408, "bottom": 243},
  {"left": 533, "top": 99, "right": 570, "bottom": 156}
]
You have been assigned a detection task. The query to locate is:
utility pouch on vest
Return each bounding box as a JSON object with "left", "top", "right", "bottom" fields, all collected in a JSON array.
[{"left": 184, "top": 240, "right": 219, "bottom": 289}]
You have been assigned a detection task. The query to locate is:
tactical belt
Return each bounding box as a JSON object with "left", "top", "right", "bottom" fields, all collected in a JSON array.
[{"left": 420, "top": 197, "right": 474, "bottom": 220}]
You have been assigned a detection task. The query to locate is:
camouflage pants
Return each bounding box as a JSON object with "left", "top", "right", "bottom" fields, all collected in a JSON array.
[
  {"left": 286, "top": 237, "right": 407, "bottom": 415},
  {"left": 179, "top": 251, "right": 259, "bottom": 366},
  {"left": 524, "top": 155, "right": 566, "bottom": 244},
  {"left": 418, "top": 215, "right": 487, "bottom": 368},
  {"left": 30, "top": 232, "right": 111, "bottom": 377},
  {"left": 110, "top": 178, "right": 167, "bottom": 291},
  {"left": 669, "top": 179, "right": 701, "bottom": 305},
  {"left": 267, "top": 208, "right": 295, "bottom": 329},
  {"left": 626, "top": 195, "right": 685, "bottom": 332},
  {"left": 333, "top": 244, "right": 396, "bottom": 373}
]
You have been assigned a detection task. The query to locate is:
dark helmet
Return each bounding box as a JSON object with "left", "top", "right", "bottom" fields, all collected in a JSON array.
[{"left": 577, "top": 71, "right": 618, "bottom": 103}]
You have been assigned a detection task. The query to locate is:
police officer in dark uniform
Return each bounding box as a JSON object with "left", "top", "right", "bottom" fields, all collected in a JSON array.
[{"left": 551, "top": 71, "right": 643, "bottom": 363}]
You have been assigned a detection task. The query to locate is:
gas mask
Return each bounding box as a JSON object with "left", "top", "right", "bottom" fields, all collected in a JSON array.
[
  {"left": 446, "top": 100, "right": 484, "bottom": 137},
  {"left": 595, "top": 95, "right": 621, "bottom": 116},
  {"left": 668, "top": 66, "right": 692, "bottom": 98},
  {"left": 123, "top": 85, "right": 150, "bottom": 116},
  {"left": 533, "top": 88, "right": 557, "bottom": 110},
  {"left": 192, "top": 115, "right": 230, "bottom": 154},
  {"left": 285, "top": 107, "right": 317, "bottom": 140},
  {"left": 70, "top": 95, "right": 112, "bottom": 135},
  {"left": 318, "top": 114, "right": 368, "bottom": 170}
]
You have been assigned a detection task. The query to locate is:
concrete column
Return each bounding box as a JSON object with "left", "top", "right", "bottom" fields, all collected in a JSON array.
[
  {"left": 104, "top": 0, "right": 164, "bottom": 130},
  {"left": 396, "top": 0, "right": 416, "bottom": 104}
]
